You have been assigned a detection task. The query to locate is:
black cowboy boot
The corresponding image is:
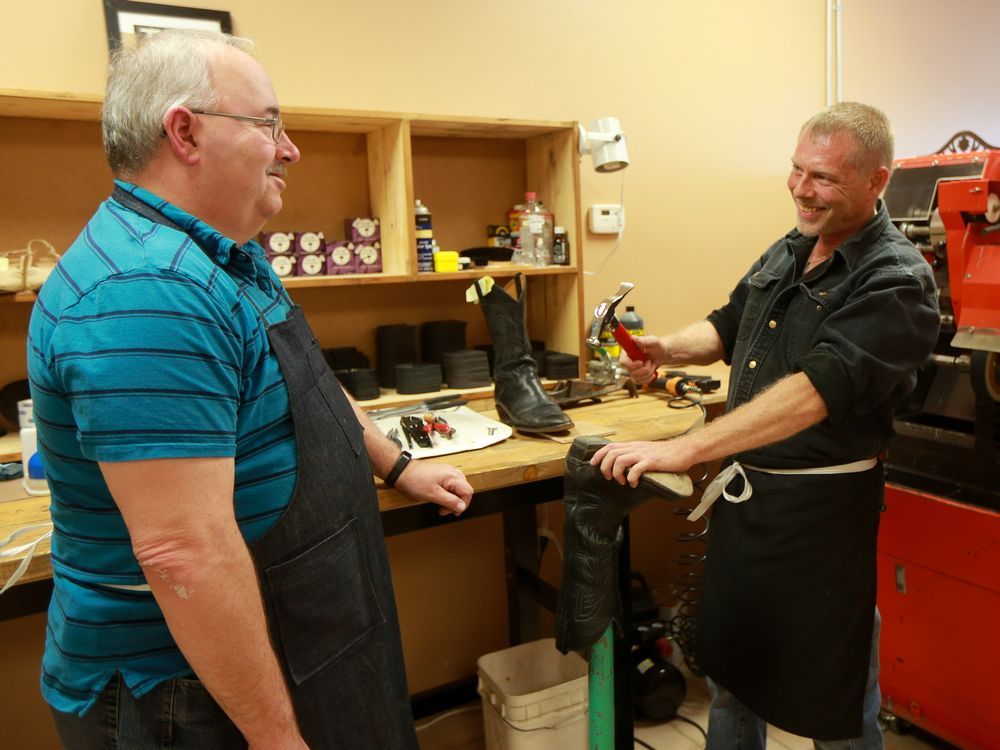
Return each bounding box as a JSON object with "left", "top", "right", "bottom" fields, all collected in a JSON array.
[
  {"left": 475, "top": 275, "right": 573, "bottom": 433},
  {"left": 555, "top": 435, "right": 692, "bottom": 654}
]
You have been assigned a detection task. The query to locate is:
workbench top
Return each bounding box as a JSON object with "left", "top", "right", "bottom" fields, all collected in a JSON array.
[{"left": 0, "top": 365, "right": 729, "bottom": 589}]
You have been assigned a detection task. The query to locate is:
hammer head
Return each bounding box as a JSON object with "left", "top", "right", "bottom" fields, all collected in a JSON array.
[{"left": 586, "top": 282, "right": 634, "bottom": 348}]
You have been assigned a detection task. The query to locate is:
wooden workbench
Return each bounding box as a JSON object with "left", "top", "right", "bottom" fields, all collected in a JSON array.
[{"left": 0, "top": 384, "right": 722, "bottom": 589}]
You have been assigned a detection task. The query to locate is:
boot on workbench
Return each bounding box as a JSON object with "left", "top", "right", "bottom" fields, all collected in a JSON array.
[
  {"left": 474, "top": 274, "right": 573, "bottom": 433},
  {"left": 555, "top": 435, "right": 692, "bottom": 654}
]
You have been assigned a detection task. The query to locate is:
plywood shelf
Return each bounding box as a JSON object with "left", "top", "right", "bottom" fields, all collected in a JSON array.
[{"left": 0, "top": 90, "right": 586, "bottom": 389}]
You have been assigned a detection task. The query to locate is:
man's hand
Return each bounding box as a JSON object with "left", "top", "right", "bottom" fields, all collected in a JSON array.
[
  {"left": 590, "top": 437, "right": 697, "bottom": 487},
  {"left": 619, "top": 335, "right": 668, "bottom": 384},
  {"left": 394, "top": 461, "right": 474, "bottom": 516}
]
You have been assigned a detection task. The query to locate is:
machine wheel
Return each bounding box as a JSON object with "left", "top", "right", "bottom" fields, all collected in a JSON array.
[{"left": 970, "top": 350, "right": 1000, "bottom": 402}]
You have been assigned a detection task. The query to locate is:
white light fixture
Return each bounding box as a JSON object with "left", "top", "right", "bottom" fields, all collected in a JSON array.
[{"left": 578, "top": 117, "right": 629, "bottom": 173}]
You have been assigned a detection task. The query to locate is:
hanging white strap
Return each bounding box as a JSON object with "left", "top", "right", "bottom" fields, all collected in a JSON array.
[
  {"left": 686, "top": 457, "right": 878, "bottom": 522},
  {"left": 0, "top": 522, "right": 54, "bottom": 595},
  {"left": 687, "top": 462, "right": 752, "bottom": 522}
]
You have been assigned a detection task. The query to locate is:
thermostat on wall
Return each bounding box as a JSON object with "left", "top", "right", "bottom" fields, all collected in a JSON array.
[{"left": 589, "top": 204, "right": 625, "bottom": 234}]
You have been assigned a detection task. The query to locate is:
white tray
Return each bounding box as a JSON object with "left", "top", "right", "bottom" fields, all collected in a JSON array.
[{"left": 373, "top": 405, "right": 512, "bottom": 459}]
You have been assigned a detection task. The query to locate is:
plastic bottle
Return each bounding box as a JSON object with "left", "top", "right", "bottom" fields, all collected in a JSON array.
[
  {"left": 17, "top": 399, "right": 49, "bottom": 496},
  {"left": 415, "top": 199, "right": 434, "bottom": 272},
  {"left": 552, "top": 226, "right": 570, "bottom": 265},
  {"left": 516, "top": 192, "right": 553, "bottom": 266},
  {"left": 621, "top": 305, "right": 644, "bottom": 338}
]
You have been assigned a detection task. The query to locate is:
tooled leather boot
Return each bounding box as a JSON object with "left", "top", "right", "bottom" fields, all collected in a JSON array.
[
  {"left": 555, "top": 435, "right": 692, "bottom": 654},
  {"left": 475, "top": 275, "right": 573, "bottom": 433}
]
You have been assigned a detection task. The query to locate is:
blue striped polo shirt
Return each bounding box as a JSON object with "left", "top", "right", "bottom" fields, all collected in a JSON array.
[{"left": 27, "top": 180, "right": 298, "bottom": 715}]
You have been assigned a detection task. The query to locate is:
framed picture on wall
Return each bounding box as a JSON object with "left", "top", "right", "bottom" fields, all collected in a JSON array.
[{"left": 103, "top": 0, "right": 233, "bottom": 52}]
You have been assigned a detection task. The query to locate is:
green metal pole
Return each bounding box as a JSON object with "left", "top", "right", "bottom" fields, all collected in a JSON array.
[{"left": 588, "top": 624, "right": 614, "bottom": 749}]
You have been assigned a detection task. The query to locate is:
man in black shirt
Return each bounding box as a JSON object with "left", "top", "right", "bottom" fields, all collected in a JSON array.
[{"left": 592, "top": 102, "right": 939, "bottom": 747}]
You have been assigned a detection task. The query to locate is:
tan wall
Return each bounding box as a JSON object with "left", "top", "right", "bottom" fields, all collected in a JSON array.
[{"left": 0, "top": 0, "right": 827, "bottom": 329}]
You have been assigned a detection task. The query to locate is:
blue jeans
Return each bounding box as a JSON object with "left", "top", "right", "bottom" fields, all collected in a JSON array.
[
  {"left": 51, "top": 672, "right": 247, "bottom": 749},
  {"left": 705, "top": 610, "right": 884, "bottom": 750}
]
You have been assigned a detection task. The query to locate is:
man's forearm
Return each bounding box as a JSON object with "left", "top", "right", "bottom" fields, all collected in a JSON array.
[
  {"left": 662, "top": 320, "right": 725, "bottom": 365},
  {"left": 344, "top": 388, "right": 399, "bottom": 478},
  {"left": 683, "top": 372, "right": 828, "bottom": 464}
]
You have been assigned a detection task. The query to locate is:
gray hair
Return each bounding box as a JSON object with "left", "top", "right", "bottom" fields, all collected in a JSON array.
[
  {"left": 800, "top": 101, "right": 894, "bottom": 172},
  {"left": 102, "top": 30, "right": 255, "bottom": 176}
]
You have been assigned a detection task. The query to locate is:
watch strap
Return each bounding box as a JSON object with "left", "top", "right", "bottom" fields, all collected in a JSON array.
[{"left": 384, "top": 450, "right": 413, "bottom": 488}]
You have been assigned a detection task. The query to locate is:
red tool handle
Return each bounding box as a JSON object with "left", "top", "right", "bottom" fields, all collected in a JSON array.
[{"left": 613, "top": 321, "right": 646, "bottom": 362}]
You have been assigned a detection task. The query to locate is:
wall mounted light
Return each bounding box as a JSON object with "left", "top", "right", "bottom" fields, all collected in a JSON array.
[{"left": 578, "top": 117, "right": 629, "bottom": 173}]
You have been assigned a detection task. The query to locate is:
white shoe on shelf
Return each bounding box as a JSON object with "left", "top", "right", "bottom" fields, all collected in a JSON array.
[{"left": 0, "top": 247, "right": 28, "bottom": 293}]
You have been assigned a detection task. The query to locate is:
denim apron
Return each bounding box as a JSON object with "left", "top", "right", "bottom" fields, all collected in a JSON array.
[
  {"left": 250, "top": 306, "right": 417, "bottom": 749},
  {"left": 695, "top": 243, "right": 881, "bottom": 740},
  {"left": 113, "top": 187, "right": 418, "bottom": 749}
]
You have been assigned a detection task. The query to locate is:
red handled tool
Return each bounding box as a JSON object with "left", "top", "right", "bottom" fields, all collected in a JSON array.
[{"left": 586, "top": 281, "right": 646, "bottom": 362}]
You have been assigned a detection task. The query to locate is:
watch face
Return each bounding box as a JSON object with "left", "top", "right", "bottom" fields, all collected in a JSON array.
[
  {"left": 354, "top": 218, "right": 378, "bottom": 238},
  {"left": 331, "top": 246, "right": 353, "bottom": 265},
  {"left": 298, "top": 232, "right": 322, "bottom": 253},
  {"left": 266, "top": 232, "right": 292, "bottom": 254},
  {"left": 359, "top": 245, "right": 379, "bottom": 264},
  {"left": 300, "top": 254, "right": 324, "bottom": 275},
  {"left": 270, "top": 255, "right": 293, "bottom": 276}
]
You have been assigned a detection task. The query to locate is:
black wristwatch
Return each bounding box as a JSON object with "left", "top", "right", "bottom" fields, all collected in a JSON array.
[{"left": 384, "top": 450, "right": 413, "bottom": 488}]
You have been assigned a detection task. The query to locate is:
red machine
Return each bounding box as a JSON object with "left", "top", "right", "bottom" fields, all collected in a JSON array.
[{"left": 881, "top": 131, "right": 1000, "bottom": 747}]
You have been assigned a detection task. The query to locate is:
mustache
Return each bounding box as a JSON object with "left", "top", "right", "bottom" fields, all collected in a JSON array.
[{"left": 267, "top": 164, "right": 287, "bottom": 177}]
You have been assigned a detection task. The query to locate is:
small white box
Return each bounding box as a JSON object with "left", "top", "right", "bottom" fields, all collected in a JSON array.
[{"left": 589, "top": 204, "right": 625, "bottom": 234}]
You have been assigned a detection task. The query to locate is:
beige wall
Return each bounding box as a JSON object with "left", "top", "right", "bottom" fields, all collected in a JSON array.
[{"left": 0, "top": 0, "right": 827, "bottom": 329}]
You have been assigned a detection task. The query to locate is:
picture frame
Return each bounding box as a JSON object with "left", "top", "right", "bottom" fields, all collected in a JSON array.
[{"left": 103, "top": 0, "right": 233, "bottom": 52}]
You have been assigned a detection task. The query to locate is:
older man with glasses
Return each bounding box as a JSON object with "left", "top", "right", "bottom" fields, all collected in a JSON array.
[{"left": 28, "top": 29, "right": 472, "bottom": 750}]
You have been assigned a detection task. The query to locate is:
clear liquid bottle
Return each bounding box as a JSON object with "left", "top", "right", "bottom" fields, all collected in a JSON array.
[{"left": 517, "top": 191, "right": 553, "bottom": 266}]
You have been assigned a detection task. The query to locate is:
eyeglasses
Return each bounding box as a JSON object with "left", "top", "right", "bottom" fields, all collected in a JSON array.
[{"left": 189, "top": 109, "right": 285, "bottom": 143}]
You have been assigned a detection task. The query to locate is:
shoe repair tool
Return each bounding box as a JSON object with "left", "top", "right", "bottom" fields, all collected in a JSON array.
[
  {"left": 423, "top": 413, "right": 455, "bottom": 439},
  {"left": 387, "top": 427, "right": 403, "bottom": 449},
  {"left": 587, "top": 282, "right": 647, "bottom": 363},
  {"left": 366, "top": 395, "right": 467, "bottom": 421},
  {"left": 400, "top": 415, "right": 433, "bottom": 448},
  {"left": 653, "top": 372, "right": 705, "bottom": 409}
]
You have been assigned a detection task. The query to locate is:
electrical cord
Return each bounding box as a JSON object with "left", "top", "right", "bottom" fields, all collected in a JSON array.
[
  {"left": 584, "top": 170, "right": 627, "bottom": 277},
  {"left": 413, "top": 704, "right": 482, "bottom": 733},
  {"left": 667, "top": 391, "right": 703, "bottom": 409},
  {"left": 673, "top": 712, "right": 709, "bottom": 740}
]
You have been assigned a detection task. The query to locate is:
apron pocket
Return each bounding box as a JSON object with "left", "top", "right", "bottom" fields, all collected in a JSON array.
[{"left": 264, "top": 517, "right": 385, "bottom": 686}]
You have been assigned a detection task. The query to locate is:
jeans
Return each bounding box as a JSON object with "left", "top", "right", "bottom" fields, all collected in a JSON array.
[
  {"left": 705, "top": 610, "right": 884, "bottom": 750},
  {"left": 51, "top": 672, "right": 247, "bottom": 749}
]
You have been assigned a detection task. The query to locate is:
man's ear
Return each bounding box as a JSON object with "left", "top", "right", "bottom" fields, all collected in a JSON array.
[
  {"left": 162, "top": 106, "right": 200, "bottom": 166},
  {"left": 871, "top": 165, "right": 891, "bottom": 196}
]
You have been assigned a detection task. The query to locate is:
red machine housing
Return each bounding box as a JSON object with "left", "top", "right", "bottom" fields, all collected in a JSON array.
[
  {"left": 878, "top": 485, "right": 1000, "bottom": 748},
  {"left": 881, "top": 134, "right": 1000, "bottom": 748},
  {"left": 892, "top": 144, "right": 1000, "bottom": 350}
]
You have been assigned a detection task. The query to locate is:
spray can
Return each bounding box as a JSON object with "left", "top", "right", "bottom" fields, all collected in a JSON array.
[{"left": 415, "top": 199, "right": 434, "bottom": 272}]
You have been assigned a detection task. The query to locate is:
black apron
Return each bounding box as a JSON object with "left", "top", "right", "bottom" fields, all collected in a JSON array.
[
  {"left": 251, "top": 306, "right": 417, "bottom": 749},
  {"left": 113, "top": 187, "right": 417, "bottom": 748},
  {"left": 695, "top": 249, "right": 881, "bottom": 740}
]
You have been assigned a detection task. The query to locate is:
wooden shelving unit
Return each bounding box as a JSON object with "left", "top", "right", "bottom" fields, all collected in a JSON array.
[{"left": 0, "top": 90, "right": 586, "bottom": 422}]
